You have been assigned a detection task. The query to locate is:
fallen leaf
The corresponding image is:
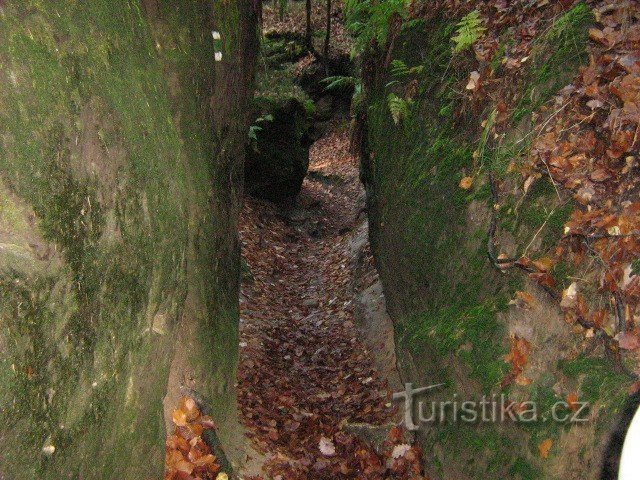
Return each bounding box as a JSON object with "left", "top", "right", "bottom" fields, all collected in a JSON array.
[
  {"left": 466, "top": 71, "right": 481, "bottom": 91},
  {"left": 459, "top": 176, "right": 474, "bottom": 190},
  {"left": 523, "top": 175, "right": 536, "bottom": 194},
  {"left": 510, "top": 291, "right": 536, "bottom": 309},
  {"left": 172, "top": 408, "right": 188, "bottom": 427},
  {"left": 560, "top": 282, "right": 578, "bottom": 309},
  {"left": 319, "top": 437, "right": 336, "bottom": 456},
  {"left": 532, "top": 257, "right": 555, "bottom": 272},
  {"left": 618, "top": 331, "right": 640, "bottom": 351},
  {"left": 515, "top": 375, "right": 532, "bottom": 386},
  {"left": 391, "top": 444, "right": 412, "bottom": 459},
  {"left": 566, "top": 393, "right": 579, "bottom": 412},
  {"left": 539, "top": 438, "right": 553, "bottom": 459}
]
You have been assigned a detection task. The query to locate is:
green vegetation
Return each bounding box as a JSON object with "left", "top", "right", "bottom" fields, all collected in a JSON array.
[
  {"left": 344, "top": 0, "right": 410, "bottom": 53},
  {"left": 365, "top": 20, "right": 504, "bottom": 380},
  {"left": 513, "top": 3, "right": 592, "bottom": 120},
  {"left": 561, "top": 356, "right": 629, "bottom": 410},
  {"left": 411, "top": 303, "right": 508, "bottom": 389},
  {"left": 451, "top": 10, "right": 486, "bottom": 53},
  {"left": 509, "top": 457, "right": 542, "bottom": 480}
]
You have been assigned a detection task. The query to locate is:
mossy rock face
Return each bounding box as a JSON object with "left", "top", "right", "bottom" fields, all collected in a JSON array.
[
  {"left": 0, "top": 0, "right": 257, "bottom": 478},
  {"left": 245, "top": 97, "right": 312, "bottom": 201},
  {"left": 361, "top": 5, "right": 630, "bottom": 479}
]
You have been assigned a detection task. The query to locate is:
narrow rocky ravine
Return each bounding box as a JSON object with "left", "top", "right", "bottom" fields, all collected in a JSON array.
[{"left": 237, "top": 125, "right": 421, "bottom": 479}]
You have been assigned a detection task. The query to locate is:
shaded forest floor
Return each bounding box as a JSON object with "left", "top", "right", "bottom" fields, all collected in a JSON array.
[{"left": 236, "top": 125, "right": 422, "bottom": 479}]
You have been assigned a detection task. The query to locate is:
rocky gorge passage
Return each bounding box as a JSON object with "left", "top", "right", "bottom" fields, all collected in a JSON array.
[{"left": 237, "top": 125, "right": 422, "bottom": 479}]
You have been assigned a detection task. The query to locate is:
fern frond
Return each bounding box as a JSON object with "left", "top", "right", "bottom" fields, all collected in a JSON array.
[
  {"left": 452, "top": 10, "right": 486, "bottom": 53},
  {"left": 322, "top": 75, "right": 357, "bottom": 92},
  {"left": 387, "top": 93, "right": 411, "bottom": 125},
  {"left": 390, "top": 60, "right": 425, "bottom": 80},
  {"left": 391, "top": 59, "right": 410, "bottom": 77}
]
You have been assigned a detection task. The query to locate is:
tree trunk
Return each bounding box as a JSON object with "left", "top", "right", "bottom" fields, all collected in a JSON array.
[
  {"left": 305, "top": 0, "right": 312, "bottom": 50},
  {"left": 324, "top": 0, "right": 331, "bottom": 64}
]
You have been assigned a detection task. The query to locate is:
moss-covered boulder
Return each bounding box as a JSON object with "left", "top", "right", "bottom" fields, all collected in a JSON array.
[{"left": 245, "top": 97, "right": 312, "bottom": 201}]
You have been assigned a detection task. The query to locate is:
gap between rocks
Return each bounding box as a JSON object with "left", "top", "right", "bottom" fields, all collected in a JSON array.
[{"left": 237, "top": 123, "right": 417, "bottom": 480}]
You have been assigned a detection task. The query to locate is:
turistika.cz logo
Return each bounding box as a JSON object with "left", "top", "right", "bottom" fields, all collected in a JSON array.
[{"left": 392, "top": 383, "right": 589, "bottom": 431}]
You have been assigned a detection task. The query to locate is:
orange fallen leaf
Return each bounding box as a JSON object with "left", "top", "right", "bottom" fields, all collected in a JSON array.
[
  {"left": 538, "top": 438, "right": 553, "bottom": 459},
  {"left": 566, "top": 393, "right": 579, "bottom": 412},
  {"left": 515, "top": 375, "right": 532, "bottom": 386},
  {"left": 172, "top": 408, "right": 188, "bottom": 427},
  {"left": 179, "top": 396, "right": 201, "bottom": 421},
  {"left": 588, "top": 28, "right": 605, "bottom": 43},
  {"left": 531, "top": 257, "right": 555, "bottom": 272},
  {"left": 192, "top": 453, "right": 217, "bottom": 467},
  {"left": 512, "top": 291, "right": 536, "bottom": 309},
  {"left": 459, "top": 176, "right": 474, "bottom": 190}
]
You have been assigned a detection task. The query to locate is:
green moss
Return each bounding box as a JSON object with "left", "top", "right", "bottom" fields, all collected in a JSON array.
[
  {"left": 561, "top": 356, "right": 630, "bottom": 406},
  {"left": 427, "top": 421, "right": 539, "bottom": 478},
  {"left": 509, "top": 457, "right": 542, "bottom": 480},
  {"left": 411, "top": 303, "right": 508, "bottom": 390},
  {"left": 559, "top": 356, "right": 631, "bottom": 438},
  {"left": 364, "top": 18, "right": 512, "bottom": 396},
  {"left": 513, "top": 3, "right": 592, "bottom": 121}
]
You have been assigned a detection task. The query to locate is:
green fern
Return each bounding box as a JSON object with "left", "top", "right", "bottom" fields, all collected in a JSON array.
[
  {"left": 387, "top": 93, "right": 411, "bottom": 125},
  {"left": 451, "top": 10, "right": 486, "bottom": 53},
  {"left": 322, "top": 75, "right": 358, "bottom": 92},
  {"left": 390, "top": 59, "right": 424, "bottom": 77},
  {"left": 248, "top": 114, "right": 274, "bottom": 143},
  {"left": 345, "top": 0, "right": 410, "bottom": 53}
]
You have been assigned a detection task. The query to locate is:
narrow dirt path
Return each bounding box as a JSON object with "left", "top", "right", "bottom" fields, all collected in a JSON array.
[{"left": 237, "top": 126, "right": 421, "bottom": 479}]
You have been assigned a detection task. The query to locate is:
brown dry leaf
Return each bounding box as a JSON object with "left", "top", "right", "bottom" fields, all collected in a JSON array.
[
  {"left": 560, "top": 282, "right": 578, "bottom": 309},
  {"left": 591, "top": 309, "right": 608, "bottom": 329},
  {"left": 538, "top": 438, "right": 553, "bottom": 459},
  {"left": 466, "top": 71, "right": 481, "bottom": 91},
  {"left": 523, "top": 175, "right": 537, "bottom": 194},
  {"left": 618, "top": 331, "right": 640, "bottom": 350},
  {"left": 510, "top": 291, "right": 536, "bottom": 309},
  {"left": 588, "top": 28, "right": 605, "bottom": 43},
  {"left": 503, "top": 335, "right": 532, "bottom": 387},
  {"left": 166, "top": 396, "right": 221, "bottom": 479},
  {"left": 532, "top": 257, "right": 555, "bottom": 272},
  {"left": 180, "top": 396, "right": 201, "bottom": 421},
  {"left": 529, "top": 272, "right": 557, "bottom": 290},
  {"left": 192, "top": 454, "right": 217, "bottom": 467}
]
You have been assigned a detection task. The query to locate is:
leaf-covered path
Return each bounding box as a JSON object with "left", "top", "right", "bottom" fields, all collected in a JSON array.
[{"left": 237, "top": 126, "right": 422, "bottom": 479}]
